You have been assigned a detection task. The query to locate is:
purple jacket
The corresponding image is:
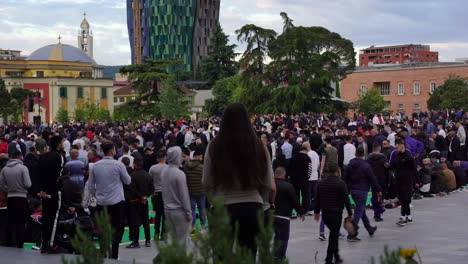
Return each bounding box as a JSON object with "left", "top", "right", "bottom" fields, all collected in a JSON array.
[
  {"left": 461, "top": 161, "right": 468, "bottom": 172},
  {"left": 405, "top": 137, "right": 424, "bottom": 159}
]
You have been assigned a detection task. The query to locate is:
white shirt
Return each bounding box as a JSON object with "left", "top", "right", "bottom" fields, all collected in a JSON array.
[
  {"left": 72, "top": 138, "right": 86, "bottom": 150},
  {"left": 63, "top": 139, "right": 71, "bottom": 158},
  {"left": 307, "top": 150, "right": 320, "bottom": 181},
  {"left": 457, "top": 126, "right": 466, "bottom": 146},
  {"left": 118, "top": 153, "right": 135, "bottom": 169},
  {"left": 271, "top": 141, "right": 277, "bottom": 162},
  {"left": 387, "top": 132, "right": 396, "bottom": 147},
  {"left": 343, "top": 143, "right": 356, "bottom": 166},
  {"left": 438, "top": 129, "right": 446, "bottom": 139},
  {"left": 372, "top": 116, "right": 380, "bottom": 125},
  {"left": 281, "top": 141, "right": 293, "bottom": 159}
]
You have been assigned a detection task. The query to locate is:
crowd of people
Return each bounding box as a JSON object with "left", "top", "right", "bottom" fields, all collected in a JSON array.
[{"left": 0, "top": 107, "right": 467, "bottom": 264}]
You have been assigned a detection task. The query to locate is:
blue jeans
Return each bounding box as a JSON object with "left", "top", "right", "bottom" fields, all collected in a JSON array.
[
  {"left": 308, "top": 180, "right": 318, "bottom": 211},
  {"left": 190, "top": 195, "right": 206, "bottom": 227},
  {"left": 351, "top": 190, "right": 372, "bottom": 231},
  {"left": 371, "top": 193, "right": 385, "bottom": 218}
]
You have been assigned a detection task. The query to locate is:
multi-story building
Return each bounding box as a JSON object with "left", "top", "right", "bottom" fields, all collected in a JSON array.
[
  {"left": 0, "top": 17, "right": 114, "bottom": 124},
  {"left": 359, "top": 44, "right": 438, "bottom": 67},
  {"left": 340, "top": 62, "right": 468, "bottom": 114},
  {"left": 127, "top": 0, "right": 220, "bottom": 77}
]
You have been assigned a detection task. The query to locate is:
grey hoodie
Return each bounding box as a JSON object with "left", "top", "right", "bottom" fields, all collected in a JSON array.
[
  {"left": 161, "top": 147, "right": 191, "bottom": 217},
  {"left": 0, "top": 159, "right": 31, "bottom": 198}
]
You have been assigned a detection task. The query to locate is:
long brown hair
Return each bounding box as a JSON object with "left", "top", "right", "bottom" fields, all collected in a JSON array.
[{"left": 209, "top": 103, "right": 269, "bottom": 192}]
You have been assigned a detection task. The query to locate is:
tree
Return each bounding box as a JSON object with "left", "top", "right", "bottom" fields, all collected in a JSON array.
[
  {"left": 357, "top": 88, "right": 386, "bottom": 116},
  {"left": 73, "top": 102, "right": 111, "bottom": 122},
  {"left": 0, "top": 80, "right": 33, "bottom": 123},
  {"left": 235, "top": 24, "right": 277, "bottom": 112},
  {"left": 204, "top": 75, "right": 241, "bottom": 116},
  {"left": 120, "top": 58, "right": 182, "bottom": 103},
  {"left": 280, "top": 12, "right": 294, "bottom": 32},
  {"left": 55, "top": 107, "right": 69, "bottom": 123},
  {"left": 158, "top": 76, "right": 190, "bottom": 120},
  {"left": 427, "top": 76, "right": 468, "bottom": 111},
  {"left": 199, "top": 23, "right": 238, "bottom": 86}
]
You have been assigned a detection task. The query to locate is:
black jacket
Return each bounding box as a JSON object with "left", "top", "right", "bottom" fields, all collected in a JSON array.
[
  {"left": 392, "top": 151, "right": 418, "bottom": 192},
  {"left": 125, "top": 169, "right": 154, "bottom": 201},
  {"left": 289, "top": 152, "right": 311, "bottom": 183},
  {"left": 38, "top": 151, "right": 65, "bottom": 197},
  {"left": 367, "top": 152, "right": 389, "bottom": 190},
  {"left": 273, "top": 179, "right": 302, "bottom": 217},
  {"left": 314, "top": 176, "right": 352, "bottom": 215}
]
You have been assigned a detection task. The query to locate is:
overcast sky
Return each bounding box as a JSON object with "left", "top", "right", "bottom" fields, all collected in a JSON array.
[{"left": 1, "top": 0, "right": 467, "bottom": 65}]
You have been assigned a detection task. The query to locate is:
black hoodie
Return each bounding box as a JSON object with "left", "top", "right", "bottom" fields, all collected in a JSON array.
[{"left": 367, "top": 152, "right": 389, "bottom": 189}]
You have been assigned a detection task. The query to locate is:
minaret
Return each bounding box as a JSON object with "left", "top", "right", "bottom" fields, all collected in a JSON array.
[{"left": 77, "top": 12, "right": 93, "bottom": 58}]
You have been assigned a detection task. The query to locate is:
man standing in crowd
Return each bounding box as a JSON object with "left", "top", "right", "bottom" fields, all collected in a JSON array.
[
  {"left": 37, "top": 135, "right": 64, "bottom": 253},
  {"left": 343, "top": 147, "right": 381, "bottom": 241},
  {"left": 162, "top": 146, "right": 192, "bottom": 251},
  {"left": 303, "top": 142, "right": 319, "bottom": 213},
  {"left": 149, "top": 151, "right": 168, "bottom": 241},
  {"left": 87, "top": 143, "right": 131, "bottom": 259},
  {"left": 184, "top": 149, "right": 207, "bottom": 230},
  {"left": 0, "top": 150, "right": 31, "bottom": 248},
  {"left": 367, "top": 143, "right": 389, "bottom": 222},
  {"left": 290, "top": 146, "right": 312, "bottom": 213},
  {"left": 320, "top": 137, "right": 338, "bottom": 176},
  {"left": 125, "top": 158, "right": 154, "bottom": 248},
  {"left": 314, "top": 163, "right": 353, "bottom": 264},
  {"left": 343, "top": 135, "right": 356, "bottom": 170},
  {"left": 393, "top": 139, "right": 418, "bottom": 226},
  {"left": 273, "top": 166, "right": 303, "bottom": 261}
]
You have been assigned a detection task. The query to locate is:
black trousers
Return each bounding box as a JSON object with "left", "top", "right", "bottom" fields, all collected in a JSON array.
[
  {"left": 273, "top": 217, "right": 290, "bottom": 261},
  {"left": 41, "top": 196, "right": 59, "bottom": 250},
  {"left": 293, "top": 180, "right": 310, "bottom": 213},
  {"left": 226, "top": 202, "right": 262, "bottom": 257},
  {"left": 398, "top": 189, "right": 412, "bottom": 216},
  {"left": 152, "top": 192, "right": 165, "bottom": 239},
  {"left": 322, "top": 212, "right": 342, "bottom": 264},
  {"left": 97, "top": 201, "right": 125, "bottom": 259},
  {"left": 7, "top": 197, "right": 29, "bottom": 248},
  {"left": 127, "top": 202, "right": 150, "bottom": 243},
  {"left": 0, "top": 209, "right": 7, "bottom": 246}
]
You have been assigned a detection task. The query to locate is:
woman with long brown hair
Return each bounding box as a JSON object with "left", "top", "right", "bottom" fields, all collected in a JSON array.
[{"left": 203, "top": 103, "right": 274, "bottom": 256}]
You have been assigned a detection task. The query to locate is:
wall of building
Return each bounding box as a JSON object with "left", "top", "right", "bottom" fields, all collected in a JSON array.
[{"left": 341, "top": 64, "right": 468, "bottom": 114}]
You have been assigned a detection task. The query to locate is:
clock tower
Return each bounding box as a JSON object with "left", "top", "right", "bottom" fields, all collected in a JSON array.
[{"left": 77, "top": 12, "right": 93, "bottom": 58}]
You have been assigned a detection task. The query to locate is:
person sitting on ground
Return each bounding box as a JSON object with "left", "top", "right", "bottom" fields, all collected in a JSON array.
[{"left": 440, "top": 163, "right": 457, "bottom": 192}]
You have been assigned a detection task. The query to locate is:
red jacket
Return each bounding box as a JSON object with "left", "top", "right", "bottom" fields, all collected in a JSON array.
[{"left": 0, "top": 142, "right": 7, "bottom": 154}]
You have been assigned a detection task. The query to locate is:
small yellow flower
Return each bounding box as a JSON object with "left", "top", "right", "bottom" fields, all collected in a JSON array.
[{"left": 400, "top": 248, "right": 417, "bottom": 259}]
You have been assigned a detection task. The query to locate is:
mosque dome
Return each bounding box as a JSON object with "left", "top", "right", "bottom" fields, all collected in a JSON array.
[{"left": 26, "top": 43, "right": 97, "bottom": 65}]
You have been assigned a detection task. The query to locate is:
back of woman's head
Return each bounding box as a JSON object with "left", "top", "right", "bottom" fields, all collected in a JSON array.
[{"left": 209, "top": 103, "right": 268, "bottom": 192}]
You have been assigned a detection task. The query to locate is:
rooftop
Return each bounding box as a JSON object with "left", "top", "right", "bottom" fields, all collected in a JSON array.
[
  {"left": 354, "top": 62, "right": 468, "bottom": 73},
  {"left": 361, "top": 44, "right": 430, "bottom": 51}
]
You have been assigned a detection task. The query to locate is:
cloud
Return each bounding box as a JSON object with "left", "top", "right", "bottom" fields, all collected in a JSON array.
[{"left": 1, "top": 0, "right": 467, "bottom": 65}]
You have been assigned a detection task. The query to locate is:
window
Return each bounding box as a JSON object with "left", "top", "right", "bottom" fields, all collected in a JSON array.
[
  {"left": 59, "top": 87, "right": 67, "bottom": 98},
  {"left": 413, "top": 103, "right": 421, "bottom": 109},
  {"left": 113, "top": 97, "right": 118, "bottom": 103},
  {"left": 36, "top": 71, "right": 44, "bottom": 78},
  {"left": 398, "top": 83, "right": 405, "bottom": 95},
  {"left": 101, "top": 88, "right": 107, "bottom": 99},
  {"left": 430, "top": 82, "right": 437, "bottom": 94},
  {"left": 397, "top": 103, "right": 404, "bottom": 109},
  {"left": 413, "top": 82, "right": 420, "bottom": 95},
  {"left": 77, "top": 87, "right": 83, "bottom": 98},
  {"left": 384, "top": 101, "right": 391, "bottom": 109},
  {"left": 119, "top": 97, "right": 125, "bottom": 103},
  {"left": 360, "top": 85, "right": 367, "bottom": 96},
  {"left": 379, "top": 82, "right": 390, "bottom": 96}
]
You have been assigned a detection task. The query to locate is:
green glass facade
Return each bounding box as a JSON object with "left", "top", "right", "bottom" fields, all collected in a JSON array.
[{"left": 149, "top": 0, "right": 196, "bottom": 72}]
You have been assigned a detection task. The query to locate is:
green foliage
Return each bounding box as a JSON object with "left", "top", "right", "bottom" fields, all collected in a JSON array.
[
  {"left": 120, "top": 58, "right": 183, "bottom": 103},
  {"left": 204, "top": 75, "right": 242, "bottom": 116},
  {"left": 55, "top": 107, "right": 69, "bottom": 123},
  {"left": 73, "top": 102, "right": 111, "bottom": 122},
  {"left": 199, "top": 23, "right": 238, "bottom": 86},
  {"left": 371, "top": 246, "right": 421, "bottom": 264},
  {"left": 0, "top": 78, "right": 34, "bottom": 123},
  {"left": 155, "top": 197, "right": 285, "bottom": 264},
  {"left": 358, "top": 88, "right": 386, "bottom": 116},
  {"left": 62, "top": 210, "right": 112, "bottom": 264},
  {"left": 235, "top": 13, "right": 355, "bottom": 114},
  {"left": 113, "top": 99, "right": 156, "bottom": 120},
  {"left": 158, "top": 76, "right": 190, "bottom": 120},
  {"left": 427, "top": 76, "right": 468, "bottom": 110}
]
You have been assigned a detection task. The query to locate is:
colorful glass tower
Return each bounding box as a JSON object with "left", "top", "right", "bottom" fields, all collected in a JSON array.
[{"left": 127, "top": 0, "right": 220, "bottom": 77}]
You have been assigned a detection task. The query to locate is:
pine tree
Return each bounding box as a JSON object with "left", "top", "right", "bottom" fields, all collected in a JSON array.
[{"left": 199, "top": 23, "right": 238, "bottom": 86}]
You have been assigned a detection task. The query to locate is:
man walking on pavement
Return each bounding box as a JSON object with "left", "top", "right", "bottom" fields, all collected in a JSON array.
[
  {"left": 314, "top": 163, "right": 353, "bottom": 264},
  {"left": 343, "top": 147, "right": 382, "bottom": 242}
]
